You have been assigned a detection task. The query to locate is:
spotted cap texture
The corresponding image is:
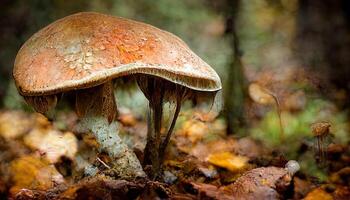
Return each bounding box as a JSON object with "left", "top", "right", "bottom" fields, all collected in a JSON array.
[{"left": 14, "top": 12, "right": 221, "bottom": 96}]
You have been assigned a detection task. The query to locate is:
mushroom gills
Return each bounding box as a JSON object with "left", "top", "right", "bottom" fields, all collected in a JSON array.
[{"left": 24, "top": 94, "right": 58, "bottom": 115}]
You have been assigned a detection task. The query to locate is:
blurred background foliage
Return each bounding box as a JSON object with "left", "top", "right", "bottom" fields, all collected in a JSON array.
[{"left": 1, "top": 0, "right": 350, "bottom": 181}]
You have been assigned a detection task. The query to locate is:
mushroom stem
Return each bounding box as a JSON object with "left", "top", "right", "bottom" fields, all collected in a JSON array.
[
  {"left": 158, "top": 102, "right": 181, "bottom": 164},
  {"left": 76, "top": 82, "right": 145, "bottom": 179},
  {"left": 80, "top": 116, "right": 145, "bottom": 178},
  {"left": 138, "top": 76, "right": 188, "bottom": 179},
  {"left": 159, "top": 89, "right": 184, "bottom": 164},
  {"left": 143, "top": 87, "right": 164, "bottom": 178}
]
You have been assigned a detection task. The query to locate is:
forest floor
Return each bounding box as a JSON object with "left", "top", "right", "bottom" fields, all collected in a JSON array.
[{"left": 1, "top": 67, "right": 350, "bottom": 200}]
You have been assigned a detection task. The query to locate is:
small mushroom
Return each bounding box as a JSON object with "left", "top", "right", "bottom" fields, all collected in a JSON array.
[
  {"left": 311, "top": 121, "right": 331, "bottom": 165},
  {"left": 13, "top": 12, "right": 221, "bottom": 179}
]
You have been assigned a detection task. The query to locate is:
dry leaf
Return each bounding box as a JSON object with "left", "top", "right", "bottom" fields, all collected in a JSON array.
[
  {"left": 304, "top": 188, "right": 333, "bottom": 200},
  {"left": 181, "top": 120, "right": 208, "bottom": 143},
  {"left": 226, "top": 164, "right": 296, "bottom": 200},
  {"left": 189, "top": 182, "right": 233, "bottom": 200},
  {"left": 329, "top": 167, "right": 350, "bottom": 185},
  {"left": 333, "top": 186, "right": 350, "bottom": 199},
  {"left": 193, "top": 110, "right": 218, "bottom": 122},
  {"left": 0, "top": 111, "right": 33, "bottom": 140},
  {"left": 185, "top": 164, "right": 297, "bottom": 200},
  {"left": 293, "top": 177, "right": 313, "bottom": 199},
  {"left": 184, "top": 139, "right": 237, "bottom": 161},
  {"left": 206, "top": 152, "right": 248, "bottom": 172},
  {"left": 249, "top": 83, "right": 275, "bottom": 105},
  {"left": 34, "top": 113, "right": 51, "bottom": 128},
  {"left": 24, "top": 128, "right": 78, "bottom": 163},
  {"left": 9, "top": 155, "right": 64, "bottom": 195},
  {"left": 60, "top": 176, "right": 144, "bottom": 200}
]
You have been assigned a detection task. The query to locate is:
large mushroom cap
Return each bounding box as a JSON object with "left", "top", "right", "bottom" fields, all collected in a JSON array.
[{"left": 14, "top": 12, "right": 221, "bottom": 96}]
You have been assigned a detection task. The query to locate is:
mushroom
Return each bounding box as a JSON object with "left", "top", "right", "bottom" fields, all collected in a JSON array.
[
  {"left": 311, "top": 121, "right": 331, "bottom": 165},
  {"left": 13, "top": 12, "right": 221, "bottom": 179}
]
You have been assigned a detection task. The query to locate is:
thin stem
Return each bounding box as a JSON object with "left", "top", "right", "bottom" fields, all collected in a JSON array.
[
  {"left": 97, "top": 157, "right": 111, "bottom": 169},
  {"left": 320, "top": 135, "right": 327, "bottom": 167},
  {"left": 159, "top": 92, "right": 185, "bottom": 162},
  {"left": 266, "top": 91, "right": 285, "bottom": 142},
  {"left": 143, "top": 103, "right": 155, "bottom": 165},
  {"left": 141, "top": 77, "right": 164, "bottom": 179},
  {"left": 273, "top": 95, "right": 285, "bottom": 142},
  {"left": 159, "top": 98, "right": 182, "bottom": 163},
  {"left": 137, "top": 76, "right": 188, "bottom": 179},
  {"left": 143, "top": 101, "right": 162, "bottom": 168}
]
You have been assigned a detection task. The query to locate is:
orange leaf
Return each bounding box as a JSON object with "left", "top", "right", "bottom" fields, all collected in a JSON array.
[{"left": 206, "top": 152, "right": 248, "bottom": 172}]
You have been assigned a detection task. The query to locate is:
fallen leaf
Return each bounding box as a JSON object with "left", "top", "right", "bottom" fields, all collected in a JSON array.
[
  {"left": 189, "top": 182, "right": 233, "bottom": 200},
  {"left": 13, "top": 175, "right": 144, "bottom": 200},
  {"left": 9, "top": 155, "right": 64, "bottom": 195},
  {"left": 333, "top": 186, "right": 350, "bottom": 200},
  {"left": 0, "top": 177, "right": 6, "bottom": 195},
  {"left": 180, "top": 120, "right": 208, "bottom": 143},
  {"left": 304, "top": 188, "right": 333, "bottom": 200},
  {"left": 192, "top": 110, "right": 218, "bottom": 122},
  {"left": 249, "top": 83, "right": 275, "bottom": 105},
  {"left": 329, "top": 167, "right": 350, "bottom": 185},
  {"left": 60, "top": 175, "right": 143, "bottom": 200},
  {"left": 225, "top": 164, "right": 297, "bottom": 200},
  {"left": 0, "top": 111, "right": 33, "bottom": 140},
  {"left": 184, "top": 139, "right": 237, "bottom": 161},
  {"left": 293, "top": 177, "right": 312, "bottom": 199},
  {"left": 183, "top": 163, "right": 297, "bottom": 200},
  {"left": 34, "top": 113, "right": 51, "bottom": 128},
  {"left": 206, "top": 152, "right": 248, "bottom": 172},
  {"left": 24, "top": 128, "right": 78, "bottom": 163}
]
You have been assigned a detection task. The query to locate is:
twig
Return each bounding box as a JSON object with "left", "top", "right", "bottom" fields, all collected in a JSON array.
[{"left": 96, "top": 157, "right": 111, "bottom": 169}]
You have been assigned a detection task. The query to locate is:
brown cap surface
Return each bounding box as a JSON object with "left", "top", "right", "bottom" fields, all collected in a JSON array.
[{"left": 14, "top": 12, "right": 221, "bottom": 96}]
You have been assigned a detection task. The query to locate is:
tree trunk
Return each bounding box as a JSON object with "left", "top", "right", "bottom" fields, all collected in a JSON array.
[
  {"left": 295, "top": 0, "right": 350, "bottom": 107},
  {"left": 223, "top": 0, "right": 246, "bottom": 134}
]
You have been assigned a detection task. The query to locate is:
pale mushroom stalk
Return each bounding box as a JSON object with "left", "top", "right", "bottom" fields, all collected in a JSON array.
[
  {"left": 79, "top": 116, "right": 144, "bottom": 178},
  {"left": 26, "top": 82, "right": 145, "bottom": 178},
  {"left": 75, "top": 82, "right": 144, "bottom": 177}
]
